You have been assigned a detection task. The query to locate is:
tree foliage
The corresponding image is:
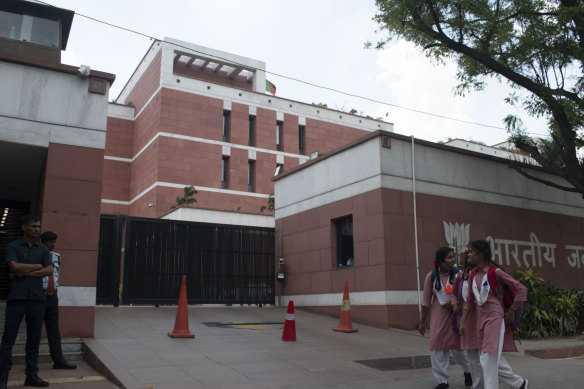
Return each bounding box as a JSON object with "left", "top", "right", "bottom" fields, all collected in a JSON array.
[
  {"left": 511, "top": 269, "right": 583, "bottom": 338},
  {"left": 260, "top": 193, "right": 275, "bottom": 214},
  {"left": 175, "top": 186, "right": 197, "bottom": 207},
  {"left": 371, "top": 0, "right": 584, "bottom": 197}
]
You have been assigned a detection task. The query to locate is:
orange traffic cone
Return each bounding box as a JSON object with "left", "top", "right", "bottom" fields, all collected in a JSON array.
[
  {"left": 333, "top": 280, "right": 358, "bottom": 333},
  {"left": 282, "top": 301, "right": 296, "bottom": 341},
  {"left": 168, "top": 275, "right": 195, "bottom": 338}
]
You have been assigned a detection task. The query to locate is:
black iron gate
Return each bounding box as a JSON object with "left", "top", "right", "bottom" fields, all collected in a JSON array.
[
  {"left": 96, "top": 215, "right": 123, "bottom": 305},
  {"left": 119, "top": 217, "right": 275, "bottom": 305}
]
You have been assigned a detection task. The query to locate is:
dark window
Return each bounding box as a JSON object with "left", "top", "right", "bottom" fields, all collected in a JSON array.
[
  {"left": 222, "top": 110, "right": 230, "bottom": 142},
  {"left": 248, "top": 115, "right": 255, "bottom": 146},
  {"left": 298, "top": 125, "right": 305, "bottom": 155},
  {"left": 275, "top": 163, "right": 283, "bottom": 176},
  {"left": 221, "top": 157, "right": 229, "bottom": 189},
  {"left": 0, "top": 11, "right": 23, "bottom": 41},
  {"left": 0, "top": 11, "right": 59, "bottom": 48},
  {"left": 276, "top": 121, "right": 283, "bottom": 151},
  {"left": 334, "top": 216, "right": 354, "bottom": 267},
  {"left": 248, "top": 160, "right": 255, "bottom": 192},
  {"left": 30, "top": 16, "right": 58, "bottom": 47}
]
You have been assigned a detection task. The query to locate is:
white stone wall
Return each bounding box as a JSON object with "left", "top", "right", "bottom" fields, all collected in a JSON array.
[
  {"left": 0, "top": 61, "right": 109, "bottom": 149},
  {"left": 275, "top": 135, "right": 584, "bottom": 219},
  {"left": 445, "top": 139, "right": 536, "bottom": 165},
  {"left": 275, "top": 138, "right": 382, "bottom": 219},
  {"left": 162, "top": 207, "right": 274, "bottom": 228}
]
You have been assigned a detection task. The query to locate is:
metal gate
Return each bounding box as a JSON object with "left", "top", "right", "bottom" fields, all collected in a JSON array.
[
  {"left": 96, "top": 215, "right": 123, "bottom": 305},
  {"left": 116, "top": 217, "right": 275, "bottom": 305}
]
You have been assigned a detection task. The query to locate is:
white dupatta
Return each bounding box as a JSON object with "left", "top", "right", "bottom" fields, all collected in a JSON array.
[{"left": 472, "top": 272, "right": 490, "bottom": 306}]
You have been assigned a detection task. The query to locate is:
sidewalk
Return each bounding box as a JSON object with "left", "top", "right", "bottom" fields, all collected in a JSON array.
[
  {"left": 82, "top": 306, "right": 583, "bottom": 389},
  {"left": 6, "top": 360, "right": 118, "bottom": 389}
]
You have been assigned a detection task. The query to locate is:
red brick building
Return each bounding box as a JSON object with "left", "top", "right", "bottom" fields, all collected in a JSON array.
[
  {"left": 273, "top": 131, "right": 584, "bottom": 329},
  {"left": 102, "top": 38, "right": 392, "bottom": 225}
]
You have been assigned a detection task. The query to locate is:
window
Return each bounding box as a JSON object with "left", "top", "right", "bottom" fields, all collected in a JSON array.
[
  {"left": 221, "top": 157, "right": 229, "bottom": 189},
  {"left": 298, "top": 125, "right": 305, "bottom": 155},
  {"left": 222, "top": 110, "right": 230, "bottom": 142},
  {"left": 0, "top": 11, "right": 23, "bottom": 41},
  {"left": 248, "top": 160, "right": 255, "bottom": 192},
  {"left": 334, "top": 216, "right": 354, "bottom": 267},
  {"left": 275, "top": 163, "right": 283, "bottom": 176},
  {"left": 0, "top": 11, "right": 59, "bottom": 48},
  {"left": 248, "top": 115, "right": 255, "bottom": 146},
  {"left": 276, "top": 121, "right": 283, "bottom": 151},
  {"left": 30, "top": 16, "right": 58, "bottom": 47}
]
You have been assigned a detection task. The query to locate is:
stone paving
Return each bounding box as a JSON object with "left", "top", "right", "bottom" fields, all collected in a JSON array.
[
  {"left": 4, "top": 305, "right": 583, "bottom": 388},
  {"left": 81, "top": 305, "right": 584, "bottom": 389}
]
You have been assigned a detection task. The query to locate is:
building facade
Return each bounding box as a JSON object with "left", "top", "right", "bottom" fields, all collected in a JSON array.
[
  {"left": 273, "top": 131, "right": 584, "bottom": 329},
  {"left": 102, "top": 38, "right": 392, "bottom": 226},
  {"left": 0, "top": 0, "right": 115, "bottom": 337}
]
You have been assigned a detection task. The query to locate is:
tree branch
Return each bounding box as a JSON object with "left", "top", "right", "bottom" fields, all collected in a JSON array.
[
  {"left": 423, "top": 43, "right": 444, "bottom": 49},
  {"left": 549, "top": 88, "right": 581, "bottom": 103},
  {"left": 509, "top": 164, "right": 583, "bottom": 196},
  {"left": 481, "top": 0, "right": 501, "bottom": 53},
  {"left": 413, "top": 12, "right": 581, "bottom": 177},
  {"left": 560, "top": 0, "right": 584, "bottom": 49},
  {"left": 514, "top": 139, "right": 566, "bottom": 176}
]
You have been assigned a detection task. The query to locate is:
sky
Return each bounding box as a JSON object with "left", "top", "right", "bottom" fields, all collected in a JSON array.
[{"left": 43, "top": 0, "right": 549, "bottom": 146}]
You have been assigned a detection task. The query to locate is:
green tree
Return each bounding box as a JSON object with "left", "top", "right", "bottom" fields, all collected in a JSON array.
[
  {"left": 260, "top": 193, "right": 275, "bottom": 214},
  {"left": 175, "top": 186, "right": 197, "bottom": 207},
  {"left": 371, "top": 0, "right": 584, "bottom": 197}
]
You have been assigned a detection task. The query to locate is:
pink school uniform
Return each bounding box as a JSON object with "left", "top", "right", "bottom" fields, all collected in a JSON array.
[
  {"left": 422, "top": 271, "right": 460, "bottom": 350},
  {"left": 452, "top": 271, "right": 480, "bottom": 351},
  {"left": 453, "top": 271, "right": 483, "bottom": 389},
  {"left": 463, "top": 264, "right": 527, "bottom": 354}
]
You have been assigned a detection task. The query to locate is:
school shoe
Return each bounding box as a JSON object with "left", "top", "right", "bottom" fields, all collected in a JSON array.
[
  {"left": 53, "top": 359, "right": 77, "bottom": 369},
  {"left": 433, "top": 383, "right": 449, "bottom": 389},
  {"left": 520, "top": 378, "right": 529, "bottom": 389},
  {"left": 464, "top": 372, "right": 472, "bottom": 387},
  {"left": 24, "top": 375, "right": 49, "bottom": 387}
]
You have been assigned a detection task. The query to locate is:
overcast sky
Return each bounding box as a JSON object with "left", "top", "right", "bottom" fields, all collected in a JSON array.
[{"left": 44, "top": 0, "right": 549, "bottom": 146}]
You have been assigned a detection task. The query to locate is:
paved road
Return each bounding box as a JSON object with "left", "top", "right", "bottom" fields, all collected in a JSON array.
[{"left": 79, "top": 305, "right": 583, "bottom": 389}]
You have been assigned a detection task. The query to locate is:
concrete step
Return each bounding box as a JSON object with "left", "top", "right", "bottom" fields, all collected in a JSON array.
[{"left": 12, "top": 338, "right": 84, "bottom": 364}]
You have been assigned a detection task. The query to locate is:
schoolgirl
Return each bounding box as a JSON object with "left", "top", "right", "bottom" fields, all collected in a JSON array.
[
  {"left": 419, "top": 246, "right": 471, "bottom": 389},
  {"left": 460, "top": 240, "right": 528, "bottom": 389},
  {"left": 452, "top": 252, "right": 483, "bottom": 388}
]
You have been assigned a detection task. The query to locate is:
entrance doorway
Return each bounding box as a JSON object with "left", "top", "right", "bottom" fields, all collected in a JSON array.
[
  {"left": 0, "top": 201, "right": 30, "bottom": 299},
  {"left": 0, "top": 141, "right": 47, "bottom": 300}
]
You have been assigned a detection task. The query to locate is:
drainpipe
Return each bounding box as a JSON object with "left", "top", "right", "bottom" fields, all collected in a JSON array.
[
  {"left": 278, "top": 234, "right": 282, "bottom": 307},
  {"left": 411, "top": 135, "right": 421, "bottom": 322}
]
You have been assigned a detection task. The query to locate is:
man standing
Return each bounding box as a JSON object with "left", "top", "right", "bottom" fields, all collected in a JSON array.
[
  {"left": 39, "top": 231, "right": 76, "bottom": 370},
  {"left": 0, "top": 215, "right": 53, "bottom": 388}
]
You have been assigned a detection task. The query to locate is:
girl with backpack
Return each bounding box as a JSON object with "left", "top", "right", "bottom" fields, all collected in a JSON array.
[
  {"left": 419, "top": 246, "right": 472, "bottom": 389},
  {"left": 459, "top": 240, "right": 528, "bottom": 389},
  {"left": 452, "top": 252, "right": 483, "bottom": 388}
]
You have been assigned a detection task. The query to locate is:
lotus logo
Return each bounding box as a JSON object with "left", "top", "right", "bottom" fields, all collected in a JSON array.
[{"left": 443, "top": 221, "right": 470, "bottom": 252}]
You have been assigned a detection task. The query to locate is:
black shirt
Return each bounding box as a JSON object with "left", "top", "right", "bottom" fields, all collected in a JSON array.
[{"left": 4, "top": 238, "right": 52, "bottom": 301}]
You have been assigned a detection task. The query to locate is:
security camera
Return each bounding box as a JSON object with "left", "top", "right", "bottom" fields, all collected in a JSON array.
[
  {"left": 77, "top": 65, "right": 91, "bottom": 78},
  {"left": 279, "top": 258, "right": 284, "bottom": 265}
]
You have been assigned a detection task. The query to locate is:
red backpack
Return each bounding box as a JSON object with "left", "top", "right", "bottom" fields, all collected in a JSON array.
[{"left": 469, "top": 266, "right": 524, "bottom": 332}]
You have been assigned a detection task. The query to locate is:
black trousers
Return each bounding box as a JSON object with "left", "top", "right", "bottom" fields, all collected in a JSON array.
[
  {"left": 0, "top": 300, "right": 45, "bottom": 377},
  {"left": 43, "top": 293, "right": 63, "bottom": 363}
]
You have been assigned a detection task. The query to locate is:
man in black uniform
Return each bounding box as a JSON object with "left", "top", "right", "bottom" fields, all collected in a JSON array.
[{"left": 0, "top": 215, "right": 53, "bottom": 388}]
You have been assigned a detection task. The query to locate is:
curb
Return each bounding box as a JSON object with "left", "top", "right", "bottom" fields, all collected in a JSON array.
[
  {"left": 524, "top": 344, "right": 584, "bottom": 359},
  {"left": 82, "top": 340, "right": 126, "bottom": 389}
]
